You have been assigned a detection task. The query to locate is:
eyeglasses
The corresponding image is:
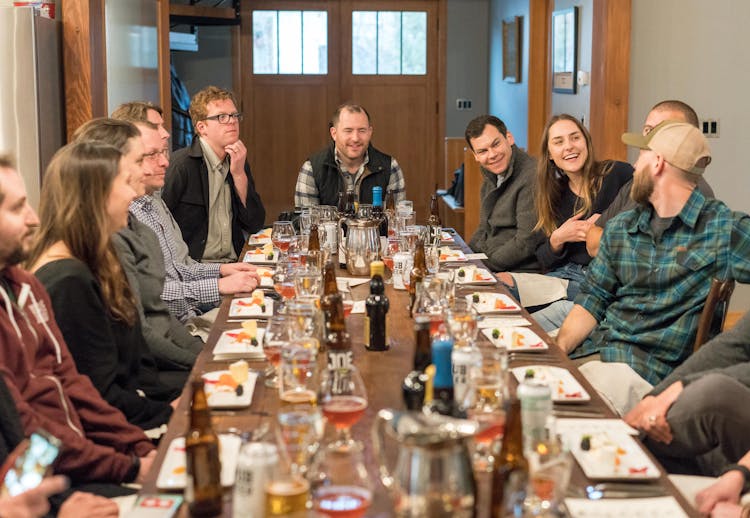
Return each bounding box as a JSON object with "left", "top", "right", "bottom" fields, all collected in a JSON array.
[
  {"left": 143, "top": 148, "right": 169, "bottom": 161},
  {"left": 202, "top": 112, "right": 243, "bottom": 124}
]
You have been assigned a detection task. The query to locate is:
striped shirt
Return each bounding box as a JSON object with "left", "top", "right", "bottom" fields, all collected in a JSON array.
[
  {"left": 129, "top": 194, "right": 221, "bottom": 322},
  {"left": 294, "top": 149, "right": 406, "bottom": 207},
  {"left": 572, "top": 188, "right": 750, "bottom": 385}
]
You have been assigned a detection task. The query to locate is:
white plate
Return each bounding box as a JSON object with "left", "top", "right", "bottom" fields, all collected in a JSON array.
[
  {"left": 481, "top": 327, "right": 548, "bottom": 351},
  {"left": 455, "top": 265, "right": 496, "bottom": 286},
  {"left": 440, "top": 230, "right": 455, "bottom": 243},
  {"left": 228, "top": 297, "right": 274, "bottom": 318},
  {"left": 254, "top": 266, "right": 275, "bottom": 288},
  {"left": 248, "top": 228, "right": 272, "bottom": 245},
  {"left": 438, "top": 247, "right": 467, "bottom": 262},
  {"left": 567, "top": 431, "right": 661, "bottom": 480},
  {"left": 465, "top": 293, "right": 521, "bottom": 314},
  {"left": 511, "top": 365, "right": 590, "bottom": 402},
  {"left": 243, "top": 249, "right": 279, "bottom": 264},
  {"left": 212, "top": 328, "right": 266, "bottom": 359},
  {"left": 156, "top": 434, "right": 242, "bottom": 489},
  {"left": 202, "top": 370, "right": 258, "bottom": 409}
]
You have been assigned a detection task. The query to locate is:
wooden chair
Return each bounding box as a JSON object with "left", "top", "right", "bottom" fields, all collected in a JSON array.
[{"left": 693, "top": 278, "right": 735, "bottom": 352}]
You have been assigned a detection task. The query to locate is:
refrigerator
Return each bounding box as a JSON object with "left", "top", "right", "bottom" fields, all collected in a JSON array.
[{"left": 0, "top": 6, "right": 64, "bottom": 210}]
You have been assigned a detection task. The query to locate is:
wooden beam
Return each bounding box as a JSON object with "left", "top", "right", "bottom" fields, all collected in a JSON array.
[
  {"left": 157, "top": 0, "right": 172, "bottom": 131},
  {"left": 62, "top": 0, "right": 107, "bottom": 140},
  {"left": 527, "top": 0, "right": 551, "bottom": 152},
  {"left": 169, "top": 4, "right": 235, "bottom": 20},
  {"left": 589, "top": 0, "right": 631, "bottom": 161}
]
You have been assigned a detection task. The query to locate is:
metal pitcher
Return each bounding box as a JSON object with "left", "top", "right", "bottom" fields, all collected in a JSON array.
[
  {"left": 372, "top": 409, "right": 477, "bottom": 517},
  {"left": 345, "top": 217, "right": 381, "bottom": 276}
]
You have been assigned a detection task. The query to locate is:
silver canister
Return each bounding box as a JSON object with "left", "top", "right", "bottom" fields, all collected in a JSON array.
[{"left": 232, "top": 441, "right": 279, "bottom": 518}]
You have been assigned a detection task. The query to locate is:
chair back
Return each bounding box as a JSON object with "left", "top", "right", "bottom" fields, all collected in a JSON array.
[{"left": 694, "top": 278, "right": 735, "bottom": 352}]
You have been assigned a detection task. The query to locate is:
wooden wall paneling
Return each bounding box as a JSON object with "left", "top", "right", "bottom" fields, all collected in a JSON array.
[
  {"left": 527, "top": 0, "right": 552, "bottom": 151},
  {"left": 444, "top": 137, "right": 466, "bottom": 188},
  {"left": 62, "top": 0, "right": 107, "bottom": 140},
  {"left": 157, "top": 0, "right": 171, "bottom": 130},
  {"left": 462, "top": 147, "right": 481, "bottom": 241},
  {"left": 589, "top": 0, "right": 631, "bottom": 161},
  {"left": 436, "top": 0, "right": 447, "bottom": 198}
]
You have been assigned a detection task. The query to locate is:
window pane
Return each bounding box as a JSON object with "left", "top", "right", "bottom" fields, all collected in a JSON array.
[
  {"left": 377, "top": 11, "right": 401, "bottom": 75},
  {"left": 401, "top": 12, "right": 426, "bottom": 74},
  {"left": 352, "top": 11, "right": 377, "bottom": 74},
  {"left": 278, "top": 11, "right": 302, "bottom": 74},
  {"left": 303, "top": 11, "right": 327, "bottom": 74},
  {"left": 253, "top": 10, "right": 277, "bottom": 74}
]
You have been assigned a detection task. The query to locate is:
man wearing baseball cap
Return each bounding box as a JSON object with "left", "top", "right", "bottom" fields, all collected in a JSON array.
[{"left": 554, "top": 120, "right": 750, "bottom": 415}]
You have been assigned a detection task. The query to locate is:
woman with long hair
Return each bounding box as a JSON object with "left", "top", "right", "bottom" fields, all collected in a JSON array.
[
  {"left": 27, "top": 141, "right": 176, "bottom": 430},
  {"left": 533, "top": 114, "right": 633, "bottom": 299}
]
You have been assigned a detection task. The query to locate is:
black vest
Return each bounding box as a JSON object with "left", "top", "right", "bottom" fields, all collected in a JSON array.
[{"left": 308, "top": 144, "right": 393, "bottom": 206}]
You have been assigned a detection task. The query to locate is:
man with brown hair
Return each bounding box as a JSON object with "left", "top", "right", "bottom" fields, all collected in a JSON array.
[
  {"left": 163, "top": 86, "right": 265, "bottom": 261},
  {"left": 110, "top": 101, "right": 170, "bottom": 143}
]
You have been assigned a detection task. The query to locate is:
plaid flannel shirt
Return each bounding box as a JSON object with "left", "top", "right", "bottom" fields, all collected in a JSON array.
[
  {"left": 572, "top": 189, "right": 750, "bottom": 385},
  {"left": 129, "top": 194, "right": 221, "bottom": 322},
  {"left": 294, "top": 150, "right": 406, "bottom": 207}
]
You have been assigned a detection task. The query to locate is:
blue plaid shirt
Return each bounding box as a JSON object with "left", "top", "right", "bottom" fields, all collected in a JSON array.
[{"left": 572, "top": 188, "right": 750, "bottom": 385}]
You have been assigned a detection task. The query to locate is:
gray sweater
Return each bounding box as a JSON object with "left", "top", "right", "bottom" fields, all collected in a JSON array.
[
  {"left": 650, "top": 311, "right": 750, "bottom": 396},
  {"left": 468, "top": 145, "right": 543, "bottom": 272},
  {"left": 113, "top": 216, "right": 203, "bottom": 370}
]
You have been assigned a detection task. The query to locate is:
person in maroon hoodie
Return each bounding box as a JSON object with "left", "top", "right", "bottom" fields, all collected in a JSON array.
[{"left": 0, "top": 154, "right": 156, "bottom": 488}]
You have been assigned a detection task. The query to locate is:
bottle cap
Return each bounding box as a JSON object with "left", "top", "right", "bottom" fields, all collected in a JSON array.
[{"left": 370, "top": 260, "right": 385, "bottom": 278}]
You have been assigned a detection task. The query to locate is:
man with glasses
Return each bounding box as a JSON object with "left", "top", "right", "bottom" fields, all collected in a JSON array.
[
  {"left": 112, "top": 104, "right": 260, "bottom": 325},
  {"left": 163, "top": 86, "right": 265, "bottom": 262}
]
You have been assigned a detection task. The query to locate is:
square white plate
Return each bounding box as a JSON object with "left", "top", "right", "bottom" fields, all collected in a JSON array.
[
  {"left": 438, "top": 248, "right": 467, "bottom": 262},
  {"left": 243, "top": 248, "right": 279, "bottom": 264},
  {"left": 255, "top": 266, "right": 275, "bottom": 287},
  {"left": 156, "top": 434, "right": 242, "bottom": 489},
  {"left": 481, "top": 326, "right": 548, "bottom": 351},
  {"left": 465, "top": 293, "right": 521, "bottom": 314},
  {"left": 455, "top": 265, "right": 496, "bottom": 286},
  {"left": 564, "top": 496, "right": 687, "bottom": 517},
  {"left": 212, "top": 328, "right": 266, "bottom": 359},
  {"left": 228, "top": 297, "right": 274, "bottom": 318},
  {"left": 248, "top": 228, "right": 272, "bottom": 245},
  {"left": 440, "top": 230, "right": 455, "bottom": 243},
  {"left": 202, "top": 370, "right": 258, "bottom": 409},
  {"left": 567, "top": 431, "right": 661, "bottom": 480},
  {"left": 511, "top": 365, "right": 590, "bottom": 402}
]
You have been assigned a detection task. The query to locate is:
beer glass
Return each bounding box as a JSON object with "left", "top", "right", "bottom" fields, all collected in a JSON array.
[
  {"left": 308, "top": 440, "right": 373, "bottom": 518},
  {"left": 294, "top": 265, "right": 322, "bottom": 300},
  {"left": 464, "top": 349, "right": 506, "bottom": 472},
  {"left": 263, "top": 315, "right": 292, "bottom": 388},
  {"left": 272, "top": 220, "right": 296, "bottom": 260},
  {"left": 265, "top": 475, "right": 311, "bottom": 516},
  {"left": 380, "top": 237, "right": 400, "bottom": 284},
  {"left": 318, "top": 364, "right": 368, "bottom": 449}
]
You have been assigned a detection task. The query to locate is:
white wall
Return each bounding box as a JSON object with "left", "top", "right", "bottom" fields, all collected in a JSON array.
[{"left": 630, "top": 0, "right": 750, "bottom": 312}]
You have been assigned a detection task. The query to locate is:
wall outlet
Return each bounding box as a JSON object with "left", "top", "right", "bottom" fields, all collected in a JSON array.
[
  {"left": 456, "top": 98, "right": 472, "bottom": 110},
  {"left": 701, "top": 119, "right": 720, "bottom": 138}
]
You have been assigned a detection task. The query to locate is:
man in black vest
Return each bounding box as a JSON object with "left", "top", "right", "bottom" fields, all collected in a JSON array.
[{"left": 294, "top": 103, "right": 406, "bottom": 207}]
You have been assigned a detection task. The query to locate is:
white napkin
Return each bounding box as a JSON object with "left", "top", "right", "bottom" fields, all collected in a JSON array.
[
  {"left": 564, "top": 496, "right": 688, "bottom": 518},
  {"left": 478, "top": 315, "right": 532, "bottom": 328},
  {"left": 508, "top": 272, "right": 568, "bottom": 308},
  {"left": 464, "top": 252, "right": 488, "bottom": 260},
  {"left": 555, "top": 418, "right": 638, "bottom": 437},
  {"left": 350, "top": 300, "right": 367, "bottom": 314},
  {"left": 337, "top": 277, "right": 371, "bottom": 288}
]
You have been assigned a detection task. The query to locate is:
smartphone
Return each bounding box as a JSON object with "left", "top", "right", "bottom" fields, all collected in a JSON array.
[{"left": 1, "top": 429, "right": 61, "bottom": 497}]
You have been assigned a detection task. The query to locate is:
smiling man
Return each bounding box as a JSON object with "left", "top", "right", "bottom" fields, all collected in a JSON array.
[
  {"left": 294, "top": 102, "right": 406, "bottom": 207},
  {"left": 464, "top": 114, "right": 542, "bottom": 272},
  {"left": 163, "top": 86, "right": 265, "bottom": 262}
]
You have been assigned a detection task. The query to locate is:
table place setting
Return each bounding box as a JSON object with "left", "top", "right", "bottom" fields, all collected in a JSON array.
[
  {"left": 465, "top": 292, "right": 522, "bottom": 314},
  {"left": 511, "top": 365, "right": 591, "bottom": 402},
  {"left": 481, "top": 326, "right": 548, "bottom": 351},
  {"left": 563, "top": 495, "right": 688, "bottom": 517}
]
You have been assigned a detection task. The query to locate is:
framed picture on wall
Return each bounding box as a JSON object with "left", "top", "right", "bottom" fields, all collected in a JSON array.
[
  {"left": 502, "top": 16, "right": 521, "bottom": 83},
  {"left": 552, "top": 7, "right": 577, "bottom": 94}
]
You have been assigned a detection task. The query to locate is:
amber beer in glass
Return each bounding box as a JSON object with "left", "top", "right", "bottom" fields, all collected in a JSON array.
[
  {"left": 491, "top": 397, "right": 529, "bottom": 518},
  {"left": 185, "top": 380, "right": 223, "bottom": 517},
  {"left": 265, "top": 477, "right": 310, "bottom": 515}
]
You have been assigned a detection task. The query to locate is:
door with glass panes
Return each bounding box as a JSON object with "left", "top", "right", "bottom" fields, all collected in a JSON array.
[{"left": 241, "top": 0, "right": 443, "bottom": 221}]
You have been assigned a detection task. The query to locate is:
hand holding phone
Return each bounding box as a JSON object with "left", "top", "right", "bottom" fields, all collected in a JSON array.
[{"left": 1, "top": 430, "right": 61, "bottom": 498}]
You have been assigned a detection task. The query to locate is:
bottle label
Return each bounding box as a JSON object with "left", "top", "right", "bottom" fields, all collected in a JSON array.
[
  {"left": 363, "top": 316, "right": 370, "bottom": 347},
  {"left": 327, "top": 350, "right": 353, "bottom": 370}
]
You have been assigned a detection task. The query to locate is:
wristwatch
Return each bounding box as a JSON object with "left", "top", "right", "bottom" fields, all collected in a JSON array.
[
  {"left": 721, "top": 463, "right": 750, "bottom": 494},
  {"left": 125, "top": 454, "right": 141, "bottom": 483}
]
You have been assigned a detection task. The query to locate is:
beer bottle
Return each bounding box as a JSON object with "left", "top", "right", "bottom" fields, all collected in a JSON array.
[
  {"left": 427, "top": 188, "right": 442, "bottom": 244},
  {"left": 308, "top": 223, "right": 320, "bottom": 252},
  {"left": 365, "top": 261, "right": 389, "bottom": 351},
  {"left": 321, "top": 261, "right": 353, "bottom": 370},
  {"left": 384, "top": 189, "right": 397, "bottom": 237},
  {"left": 491, "top": 397, "right": 529, "bottom": 518},
  {"left": 430, "top": 324, "right": 456, "bottom": 416},
  {"left": 408, "top": 238, "right": 427, "bottom": 317},
  {"left": 401, "top": 316, "right": 431, "bottom": 410},
  {"left": 185, "top": 379, "right": 223, "bottom": 517},
  {"left": 320, "top": 259, "right": 341, "bottom": 336},
  {"left": 338, "top": 187, "right": 357, "bottom": 268},
  {"left": 372, "top": 186, "right": 388, "bottom": 236},
  {"left": 413, "top": 315, "right": 432, "bottom": 371}
]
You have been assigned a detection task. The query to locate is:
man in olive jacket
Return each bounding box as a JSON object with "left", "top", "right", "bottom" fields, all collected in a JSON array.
[{"left": 465, "top": 115, "right": 542, "bottom": 272}]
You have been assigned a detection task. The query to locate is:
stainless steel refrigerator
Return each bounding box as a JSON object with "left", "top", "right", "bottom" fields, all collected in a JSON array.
[{"left": 0, "top": 6, "right": 64, "bottom": 210}]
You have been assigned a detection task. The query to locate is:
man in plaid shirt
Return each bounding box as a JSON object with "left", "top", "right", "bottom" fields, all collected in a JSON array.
[{"left": 556, "top": 121, "right": 750, "bottom": 414}]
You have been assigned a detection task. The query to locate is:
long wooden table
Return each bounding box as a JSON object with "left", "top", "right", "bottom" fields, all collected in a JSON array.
[{"left": 140, "top": 231, "right": 700, "bottom": 517}]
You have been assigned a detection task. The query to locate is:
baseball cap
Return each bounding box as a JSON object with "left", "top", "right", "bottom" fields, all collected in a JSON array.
[{"left": 621, "top": 120, "right": 712, "bottom": 175}]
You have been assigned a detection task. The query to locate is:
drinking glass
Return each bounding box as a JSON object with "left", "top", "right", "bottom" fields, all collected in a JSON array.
[
  {"left": 380, "top": 237, "right": 400, "bottom": 285},
  {"left": 308, "top": 440, "right": 373, "bottom": 518},
  {"left": 273, "top": 262, "right": 297, "bottom": 311},
  {"left": 272, "top": 220, "right": 296, "bottom": 259},
  {"left": 445, "top": 298, "right": 480, "bottom": 348},
  {"left": 265, "top": 475, "right": 311, "bottom": 516},
  {"left": 340, "top": 281, "right": 354, "bottom": 318},
  {"left": 464, "top": 349, "right": 507, "bottom": 472},
  {"left": 295, "top": 265, "right": 322, "bottom": 300},
  {"left": 425, "top": 240, "right": 440, "bottom": 275},
  {"left": 263, "top": 315, "right": 292, "bottom": 388},
  {"left": 299, "top": 207, "right": 312, "bottom": 235},
  {"left": 524, "top": 431, "right": 573, "bottom": 517},
  {"left": 318, "top": 364, "right": 368, "bottom": 449}
]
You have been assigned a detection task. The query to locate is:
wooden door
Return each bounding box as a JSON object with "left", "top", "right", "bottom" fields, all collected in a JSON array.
[{"left": 240, "top": 0, "right": 445, "bottom": 223}]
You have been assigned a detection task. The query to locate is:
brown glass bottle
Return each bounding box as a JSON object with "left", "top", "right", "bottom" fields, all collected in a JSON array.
[
  {"left": 320, "top": 259, "right": 340, "bottom": 336},
  {"left": 320, "top": 260, "right": 352, "bottom": 369},
  {"left": 491, "top": 397, "right": 529, "bottom": 518},
  {"left": 308, "top": 223, "right": 320, "bottom": 252},
  {"left": 364, "top": 264, "right": 389, "bottom": 351},
  {"left": 408, "top": 238, "right": 427, "bottom": 316},
  {"left": 185, "top": 380, "right": 223, "bottom": 517}
]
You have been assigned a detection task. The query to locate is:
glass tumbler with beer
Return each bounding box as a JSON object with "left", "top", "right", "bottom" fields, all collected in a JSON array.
[
  {"left": 263, "top": 315, "right": 292, "bottom": 388},
  {"left": 308, "top": 439, "right": 373, "bottom": 518},
  {"left": 318, "top": 364, "right": 368, "bottom": 449}
]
